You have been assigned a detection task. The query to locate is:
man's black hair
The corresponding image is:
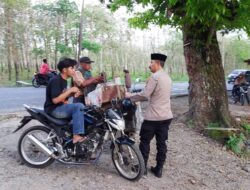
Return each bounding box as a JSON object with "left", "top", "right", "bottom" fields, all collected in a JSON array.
[
  {"left": 159, "top": 60, "right": 165, "bottom": 67},
  {"left": 43, "top": 59, "right": 47, "bottom": 63},
  {"left": 123, "top": 69, "right": 129, "bottom": 73},
  {"left": 57, "top": 57, "right": 77, "bottom": 72}
]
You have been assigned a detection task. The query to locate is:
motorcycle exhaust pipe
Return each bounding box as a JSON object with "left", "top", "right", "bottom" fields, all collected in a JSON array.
[{"left": 27, "top": 134, "right": 56, "bottom": 158}]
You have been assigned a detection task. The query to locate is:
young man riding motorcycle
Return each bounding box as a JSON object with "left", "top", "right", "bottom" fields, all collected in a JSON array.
[{"left": 44, "top": 58, "right": 87, "bottom": 143}]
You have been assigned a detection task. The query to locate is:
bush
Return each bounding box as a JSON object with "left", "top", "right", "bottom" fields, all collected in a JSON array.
[
  {"left": 226, "top": 133, "right": 246, "bottom": 155},
  {"left": 241, "top": 123, "right": 250, "bottom": 134}
]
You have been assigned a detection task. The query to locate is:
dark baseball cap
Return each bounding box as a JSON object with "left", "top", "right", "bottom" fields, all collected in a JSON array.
[{"left": 79, "top": 56, "right": 94, "bottom": 64}]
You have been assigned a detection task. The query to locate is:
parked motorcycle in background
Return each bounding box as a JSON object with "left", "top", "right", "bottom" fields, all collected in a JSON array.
[
  {"left": 232, "top": 84, "right": 250, "bottom": 106},
  {"left": 32, "top": 71, "right": 57, "bottom": 88},
  {"left": 231, "top": 71, "right": 250, "bottom": 106}
]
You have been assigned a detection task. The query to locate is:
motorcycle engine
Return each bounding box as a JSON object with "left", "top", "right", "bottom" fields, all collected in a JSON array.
[{"left": 72, "top": 130, "right": 102, "bottom": 158}]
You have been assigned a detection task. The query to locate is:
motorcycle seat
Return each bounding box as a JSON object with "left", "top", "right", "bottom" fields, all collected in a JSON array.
[
  {"left": 36, "top": 73, "right": 47, "bottom": 77},
  {"left": 26, "top": 106, "right": 71, "bottom": 126}
]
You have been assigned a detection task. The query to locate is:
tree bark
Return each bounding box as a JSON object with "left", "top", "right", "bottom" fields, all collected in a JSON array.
[
  {"left": 25, "top": 32, "right": 31, "bottom": 79},
  {"left": 182, "top": 25, "right": 232, "bottom": 127},
  {"left": 78, "top": 0, "right": 84, "bottom": 60},
  {"left": 33, "top": 38, "right": 39, "bottom": 72},
  {"left": 54, "top": 16, "right": 60, "bottom": 69},
  {"left": 0, "top": 62, "right": 3, "bottom": 73},
  {"left": 5, "top": 6, "right": 12, "bottom": 81}
]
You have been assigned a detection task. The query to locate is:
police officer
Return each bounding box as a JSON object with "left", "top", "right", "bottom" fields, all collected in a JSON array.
[{"left": 126, "top": 53, "right": 173, "bottom": 178}]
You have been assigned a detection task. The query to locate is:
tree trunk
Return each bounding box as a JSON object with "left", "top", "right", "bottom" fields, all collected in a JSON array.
[
  {"left": 5, "top": 6, "right": 12, "bottom": 81},
  {"left": 11, "top": 32, "right": 19, "bottom": 84},
  {"left": 25, "top": 33, "right": 31, "bottom": 79},
  {"left": 78, "top": 0, "right": 84, "bottom": 60},
  {"left": 182, "top": 26, "right": 232, "bottom": 127},
  {"left": 0, "top": 62, "right": 3, "bottom": 73},
  {"left": 20, "top": 45, "right": 25, "bottom": 71},
  {"left": 100, "top": 49, "right": 103, "bottom": 72},
  {"left": 14, "top": 60, "right": 19, "bottom": 83},
  {"left": 33, "top": 38, "right": 39, "bottom": 72},
  {"left": 35, "top": 56, "right": 39, "bottom": 72}
]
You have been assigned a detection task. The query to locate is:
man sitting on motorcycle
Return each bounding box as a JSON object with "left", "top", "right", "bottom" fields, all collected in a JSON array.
[
  {"left": 39, "top": 59, "right": 56, "bottom": 81},
  {"left": 44, "top": 58, "right": 87, "bottom": 144},
  {"left": 232, "top": 72, "right": 248, "bottom": 103},
  {"left": 73, "top": 57, "right": 104, "bottom": 104}
]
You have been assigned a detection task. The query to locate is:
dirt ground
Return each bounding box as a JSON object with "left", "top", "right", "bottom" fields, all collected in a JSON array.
[{"left": 0, "top": 97, "right": 250, "bottom": 190}]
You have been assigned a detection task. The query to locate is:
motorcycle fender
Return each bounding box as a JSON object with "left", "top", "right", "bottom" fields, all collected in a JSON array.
[
  {"left": 13, "top": 116, "right": 33, "bottom": 133},
  {"left": 115, "top": 136, "right": 135, "bottom": 146}
]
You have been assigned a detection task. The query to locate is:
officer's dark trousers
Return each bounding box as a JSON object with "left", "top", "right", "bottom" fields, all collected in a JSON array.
[{"left": 139, "top": 119, "right": 172, "bottom": 168}]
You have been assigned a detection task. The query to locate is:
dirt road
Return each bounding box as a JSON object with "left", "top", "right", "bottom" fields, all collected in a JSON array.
[{"left": 0, "top": 97, "right": 249, "bottom": 190}]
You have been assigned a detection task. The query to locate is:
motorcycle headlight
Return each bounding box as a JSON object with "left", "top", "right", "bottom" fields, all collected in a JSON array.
[{"left": 112, "top": 119, "right": 125, "bottom": 131}]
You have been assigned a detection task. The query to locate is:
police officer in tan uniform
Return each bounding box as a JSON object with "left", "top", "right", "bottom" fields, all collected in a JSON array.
[{"left": 126, "top": 53, "right": 173, "bottom": 178}]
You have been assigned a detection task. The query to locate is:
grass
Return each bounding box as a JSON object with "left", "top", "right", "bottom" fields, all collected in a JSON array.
[
  {"left": 187, "top": 119, "right": 194, "bottom": 128},
  {"left": 207, "top": 122, "right": 221, "bottom": 128},
  {"left": 0, "top": 69, "right": 35, "bottom": 87}
]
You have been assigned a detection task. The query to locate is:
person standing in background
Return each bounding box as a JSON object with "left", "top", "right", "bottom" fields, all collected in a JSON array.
[{"left": 123, "top": 69, "right": 132, "bottom": 92}]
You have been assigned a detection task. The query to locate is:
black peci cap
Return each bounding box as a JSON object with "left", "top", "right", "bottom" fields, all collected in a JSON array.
[
  {"left": 79, "top": 56, "right": 94, "bottom": 64},
  {"left": 151, "top": 53, "right": 167, "bottom": 62}
]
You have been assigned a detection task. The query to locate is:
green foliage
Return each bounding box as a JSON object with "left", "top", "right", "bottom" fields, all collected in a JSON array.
[
  {"left": 231, "top": 39, "right": 250, "bottom": 62},
  {"left": 56, "top": 43, "right": 73, "bottom": 55},
  {"left": 2, "top": 0, "right": 29, "bottom": 9},
  {"left": 187, "top": 120, "right": 194, "bottom": 128},
  {"left": 104, "top": 0, "right": 250, "bottom": 37},
  {"left": 55, "top": 0, "right": 79, "bottom": 16},
  {"left": 226, "top": 133, "right": 246, "bottom": 154},
  {"left": 33, "top": 0, "right": 79, "bottom": 17},
  {"left": 241, "top": 123, "right": 250, "bottom": 134},
  {"left": 170, "top": 73, "right": 188, "bottom": 82},
  {"left": 0, "top": 68, "right": 36, "bottom": 87},
  {"left": 207, "top": 122, "right": 221, "bottom": 128},
  {"left": 82, "top": 40, "right": 102, "bottom": 54},
  {"left": 31, "top": 48, "right": 45, "bottom": 58}
]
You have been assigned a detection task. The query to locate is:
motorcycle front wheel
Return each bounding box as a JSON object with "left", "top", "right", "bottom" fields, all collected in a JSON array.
[
  {"left": 18, "top": 126, "right": 55, "bottom": 168},
  {"left": 246, "top": 94, "right": 250, "bottom": 105},
  {"left": 111, "top": 142, "right": 145, "bottom": 181},
  {"left": 32, "top": 78, "right": 40, "bottom": 88},
  {"left": 240, "top": 94, "right": 245, "bottom": 106}
]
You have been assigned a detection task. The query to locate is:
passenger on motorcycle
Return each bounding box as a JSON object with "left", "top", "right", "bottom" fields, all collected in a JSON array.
[
  {"left": 232, "top": 72, "right": 248, "bottom": 103},
  {"left": 39, "top": 59, "right": 56, "bottom": 81},
  {"left": 72, "top": 56, "right": 104, "bottom": 104},
  {"left": 44, "top": 58, "right": 87, "bottom": 144}
]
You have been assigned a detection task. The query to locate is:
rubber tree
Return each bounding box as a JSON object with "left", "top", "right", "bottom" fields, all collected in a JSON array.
[{"left": 101, "top": 0, "right": 250, "bottom": 127}]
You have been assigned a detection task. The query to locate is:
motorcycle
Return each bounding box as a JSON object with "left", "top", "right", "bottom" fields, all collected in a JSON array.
[
  {"left": 232, "top": 83, "right": 250, "bottom": 106},
  {"left": 32, "top": 71, "right": 57, "bottom": 88},
  {"left": 13, "top": 99, "right": 145, "bottom": 181}
]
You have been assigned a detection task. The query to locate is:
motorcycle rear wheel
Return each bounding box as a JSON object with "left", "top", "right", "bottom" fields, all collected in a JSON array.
[
  {"left": 32, "top": 78, "right": 40, "bottom": 88},
  {"left": 112, "top": 142, "right": 145, "bottom": 181},
  {"left": 18, "top": 126, "right": 55, "bottom": 168}
]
